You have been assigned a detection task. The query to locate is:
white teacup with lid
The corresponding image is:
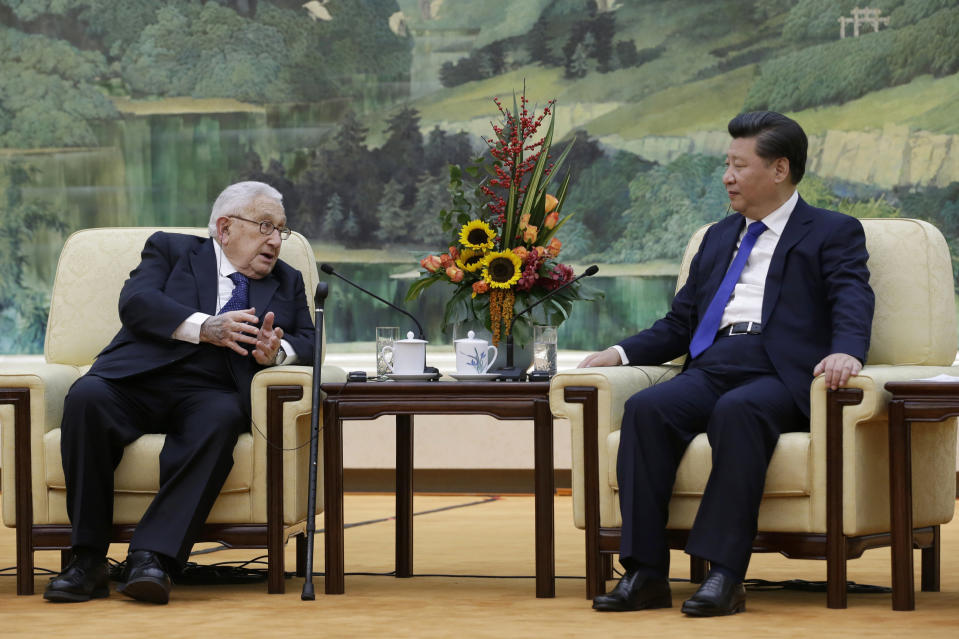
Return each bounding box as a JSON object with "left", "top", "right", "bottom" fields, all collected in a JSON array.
[
  {"left": 380, "top": 331, "right": 426, "bottom": 374},
  {"left": 454, "top": 330, "right": 498, "bottom": 374}
]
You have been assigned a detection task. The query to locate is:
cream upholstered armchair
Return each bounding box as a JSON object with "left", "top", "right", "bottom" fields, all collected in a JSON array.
[
  {"left": 550, "top": 218, "right": 958, "bottom": 608},
  {"left": 0, "top": 227, "right": 344, "bottom": 595}
]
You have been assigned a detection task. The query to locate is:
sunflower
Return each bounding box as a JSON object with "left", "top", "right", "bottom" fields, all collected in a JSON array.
[
  {"left": 481, "top": 250, "right": 522, "bottom": 289},
  {"left": 456, "top": 248, "right": 485, "bottom": 273},
  {"left": 459, "top": 220, "right": 496, "bottom": 250}
]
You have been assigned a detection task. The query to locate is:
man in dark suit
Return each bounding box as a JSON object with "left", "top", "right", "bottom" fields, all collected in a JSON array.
[
  {"left": 580, "top": 112, "right": 874, "bottom": 616},
  {"left": 43, "top": 181, "right": 315, "bottom": 604}
]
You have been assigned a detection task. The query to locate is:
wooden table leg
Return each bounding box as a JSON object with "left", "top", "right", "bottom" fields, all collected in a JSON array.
[
  {"left": 323, "top": 401, "right": 345, "bottom": 594},
  {"left": 888, "top": 399, "right": 915, "bottom": 611},
  {"left": 534, "top": 399, "right": 555, "bottom": 598},
  {"left": 396, "top": 414, "right": 414, "bottom": 578}
]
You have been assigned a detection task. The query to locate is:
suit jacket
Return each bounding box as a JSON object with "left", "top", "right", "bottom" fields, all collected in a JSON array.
[
  {"left": 617, "top": 196, "right": 874, "bottom": 416},
  {"left": 89, "top": 232, "right": 315, "bottom": 408}
]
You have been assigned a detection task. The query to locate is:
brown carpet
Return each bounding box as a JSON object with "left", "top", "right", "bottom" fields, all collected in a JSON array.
[{"left": 1, "top": 494, "right": 957, "bottom": 638}]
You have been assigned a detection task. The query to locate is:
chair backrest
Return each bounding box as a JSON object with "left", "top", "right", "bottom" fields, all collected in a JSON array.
[
  {"left": 677, "top": 218, "right": 957, "bottom": 366},
  {"left": 45, "top": 227, "right": 320, "bottom": 367}
]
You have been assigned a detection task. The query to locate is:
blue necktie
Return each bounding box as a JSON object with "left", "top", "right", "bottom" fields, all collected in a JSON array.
[
  {"left": 219, "top": 272, "right": 250, "bottom": 314},
  {"left": 688, "top": 221, "right": 767, "bottom": 358}
]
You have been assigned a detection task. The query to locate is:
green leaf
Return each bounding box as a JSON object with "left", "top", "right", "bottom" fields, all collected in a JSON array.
[
  {"left": 405, "top": 274, "right": 442, "bottom": 302},
  {"left": 537, "top": 211, "right": 574, "bottom": 246},
  {"left": 536, "top": 135, "right": 573, "bottom": 200},
  {"left": 516, "top": 115, "right": 555, "bottom": 236}
]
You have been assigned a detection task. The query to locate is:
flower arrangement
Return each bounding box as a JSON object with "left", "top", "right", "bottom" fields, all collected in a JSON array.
[{"left": 406, "top": 89, "right": 597, "bottom": 347}]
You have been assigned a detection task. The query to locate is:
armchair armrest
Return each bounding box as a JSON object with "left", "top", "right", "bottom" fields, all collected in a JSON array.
[
  {"left": 549, "top": 364, "right": 680, "bottom": 529},
  {"left": 1, "top": 363, "right": 82, "bottom": 528},
  {"left": 811, "top": 364, "right": 959, "bottom": 425},
  {"left": 808, "top": 364, "right": 959, "bottom": 544},
  {"left": 248, "top": 364, "right": 346, "bottom": 523}
]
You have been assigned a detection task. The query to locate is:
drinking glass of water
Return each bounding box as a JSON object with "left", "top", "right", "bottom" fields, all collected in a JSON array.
[
  {"left": 376, "top": 326, "right": 399, "bottom": 377},
  {"left": 532, "top": 325, "right": 558, "bottom": 376}
]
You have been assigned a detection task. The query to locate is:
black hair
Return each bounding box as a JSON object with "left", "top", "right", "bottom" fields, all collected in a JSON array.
[{"left": 727, "top": 111, "right": 807, "bottom": 184}]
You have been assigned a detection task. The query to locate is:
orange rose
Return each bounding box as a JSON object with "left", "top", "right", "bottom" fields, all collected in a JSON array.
[
  {"left": 420, "top": 255, "right": 442, "bottom": 272},
  {"left": 448, "top": 246, "right": 459, "bottom": 260},
  {"left": 523, "top": 224, "right": 539, "bottom": 244},
  {"left": 472, "top": 280, "right": 489, "bottom": 297},
  {"left": 547, "top": 237, "right": 562, "bottom": 256},
  {"left": 519, "top": 212, "right": 531, "bottom": 229},
  {"left": 512, "top": 246, "right": 528, "bottom": 261},
  {"left": 446, "top": 266, "right": 464, "bottom": 283},
  {"left": 544, "top": 193, "right": 558, "bottom": 214},
  {"left": 439, "top": 253, "right": 454, "bottom": 269},
  {"left": 544, "top": 211, "right": 559, "bottom": 230},
  {"left": 535, "top": 246, "right": 547, "bottom": 258}
]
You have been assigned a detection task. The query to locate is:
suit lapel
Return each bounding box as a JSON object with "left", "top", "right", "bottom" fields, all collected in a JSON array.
[
  {"left": 761, "top": 196, "right": 815, "bottom": 323},
  {"left": 250, "top": 274, "right": 279, "bottom": 316},
  {"left": 698, "top": 215, "right": 745, "bottom": 313},
  {"left": 189, "top": 239, "right": 218, "bottom": 315}
]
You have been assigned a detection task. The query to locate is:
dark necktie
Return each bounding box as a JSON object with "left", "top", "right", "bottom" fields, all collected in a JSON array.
[
  {"left": 219, "top": 272, "right": 250, "bottom": 315},
  {"left": 688, "top": 221, "right": 767, "bottom": 358}
]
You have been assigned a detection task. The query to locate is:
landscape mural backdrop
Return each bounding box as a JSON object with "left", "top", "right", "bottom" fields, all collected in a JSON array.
[{"left": 1, "top": 0, "right": 958, "bottom": 353}]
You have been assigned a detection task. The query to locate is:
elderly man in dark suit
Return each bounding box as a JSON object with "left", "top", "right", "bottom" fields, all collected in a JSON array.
[
  {"left": 43, "top": 181, "right": 315, "bottom": 604},
  {"left": 581, "top": 112, "right": 874, "bottom": 616}
]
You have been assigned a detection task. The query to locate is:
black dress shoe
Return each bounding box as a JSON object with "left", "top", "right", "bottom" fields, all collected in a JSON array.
[
  {"left": 592, "top": 569, "right": 672, "bottom": 611},
  {"left": 116, "top": 550, "right": 172, "bottom": 604},
  {"left": 681, "top": 569, "right": 746, "bottom": 616},
  {"left": 43, "top": 548, "right": 109, "bottom": 603}
]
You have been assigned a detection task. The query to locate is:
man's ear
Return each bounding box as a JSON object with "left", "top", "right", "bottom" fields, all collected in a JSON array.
[
  {"left": 773, "top": 157, "right": 790, "bottom": 184},
  {"left": 215, "top": 217, "right": 231, "bottom": 244}
]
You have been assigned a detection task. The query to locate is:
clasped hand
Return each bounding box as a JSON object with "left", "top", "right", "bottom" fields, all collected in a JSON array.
[{"left": 200, "top": 308, "right": 285, "bottom": 365}]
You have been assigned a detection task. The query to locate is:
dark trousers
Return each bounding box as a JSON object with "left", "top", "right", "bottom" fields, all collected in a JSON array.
[
  {"left": 60, "top": 346, "right": 247, "bottom": 564},
  {"left": 617, "top": 334, "right": 806, "bottom": 579}
]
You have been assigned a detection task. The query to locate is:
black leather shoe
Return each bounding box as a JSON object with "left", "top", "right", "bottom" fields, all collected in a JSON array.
[
  {"left": 116, "top": 550, "right": 172, "bottom": 604},
  {"left": 592, "top": 569, "right": 672, "bottom": 611},
  {"left": 681, "top": 569, "right": 746, "bottom": 616},
  {"left": 43, "top": 548, "right": 109, "bottom": 603}
]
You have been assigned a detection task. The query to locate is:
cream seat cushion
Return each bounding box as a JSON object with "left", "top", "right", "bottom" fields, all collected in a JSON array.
[{"left": 606, "top": 431, "right": 811, "bottom": 498}]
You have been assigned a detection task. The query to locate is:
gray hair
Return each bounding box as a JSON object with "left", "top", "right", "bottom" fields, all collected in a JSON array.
[{"left": 208, "top": 181, "right": 284, "bottom": 239}]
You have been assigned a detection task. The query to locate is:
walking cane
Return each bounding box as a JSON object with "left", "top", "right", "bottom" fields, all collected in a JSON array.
[{"left": 302, "top": 281, "right": 328, "bottom": 600}]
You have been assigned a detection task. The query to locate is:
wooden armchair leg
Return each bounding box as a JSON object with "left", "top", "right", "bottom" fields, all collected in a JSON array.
[
  {"left": 16, "top": 539, "right": 34, "bottom": 596},
  {"left": 5, "top": 388, "right": 35, "bottom": 595},
  {"left": 826, "top": 548, "right": 847, "bottom": 609},
  {"left": 921, "top": 525, "right": 940, "bottom": 592},
  {"left": 690, "top": 556, "right": 707, "bottom": 584},
  {"left": 586, "top": 537, "right": 605, "bottom": 599}
]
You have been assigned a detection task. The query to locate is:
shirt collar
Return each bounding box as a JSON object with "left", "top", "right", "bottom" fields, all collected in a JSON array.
[
  {"left": 213, "top": 240, "right": 239, "bottom": 278},
  {"left": 747, "top": 190, "right": 797, "bottom": 237}
]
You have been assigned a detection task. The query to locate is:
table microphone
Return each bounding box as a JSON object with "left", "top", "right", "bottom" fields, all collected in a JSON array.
[
  {"left": 492, "top": 265, "right": 599, "bottom": 381},
  {"left": 319, "top": 263, "right": 426, "bottom": 340},
  {"left": 302, "top": 281, "right": 327, "bottom": 600}
]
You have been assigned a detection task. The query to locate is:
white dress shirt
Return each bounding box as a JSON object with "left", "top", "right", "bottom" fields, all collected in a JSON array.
[
  {"left": 613, "top": 190, "right": 798, "bottom": 365},
  {"left": 171, "top": 241, "right": 296, "bottom": 365}
]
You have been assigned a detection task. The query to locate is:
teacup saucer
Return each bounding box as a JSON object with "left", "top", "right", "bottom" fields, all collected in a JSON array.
[
  {"left": 385, "top": 372, "right": 440, "bottom": 381},
  {"left": 449, "top": 372, "right": 500, "bottom": 381}
]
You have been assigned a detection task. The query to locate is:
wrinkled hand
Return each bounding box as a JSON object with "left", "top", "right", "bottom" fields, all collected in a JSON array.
[
  {"left": 200, "top": 308, "right": 260, "bottom": 355},
  {"left": 813, "top": 352, "right": 862, "bottom": 390},
  {"left": 578, "top": 347, "right": 622, "bottom": 368},
  {"left": 251, "top": 311, "right": 285, "bottom": 366}
]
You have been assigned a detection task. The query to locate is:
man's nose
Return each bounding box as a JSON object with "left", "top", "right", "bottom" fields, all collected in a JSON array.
[
  {"left": 266, "top": 231, "right": 282, "bottom": 248},
  {"left": 723, "top": 168, "right": 734, "bottom": 184}
]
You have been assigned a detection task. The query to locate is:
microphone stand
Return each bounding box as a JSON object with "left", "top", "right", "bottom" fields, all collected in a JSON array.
[
  {"left": 302, "top": 282, "right": 328, "bottom": 600},
  {"left": 492, "top": 265, "right": 599, "bottom": 381},
  {"left": 319, "top": 264, "right": 426, "bottom": 340}
]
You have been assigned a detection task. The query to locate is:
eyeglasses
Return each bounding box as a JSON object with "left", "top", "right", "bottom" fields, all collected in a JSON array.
[{"left": 230, "top": 215, "right": 292, "bottom": 240}]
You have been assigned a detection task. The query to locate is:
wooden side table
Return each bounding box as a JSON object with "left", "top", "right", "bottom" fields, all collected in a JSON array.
[
  {"left": 321, "top": 380, "right": 555, "bottom": 597},
  {"left": 884, "top": 380, "right": 958, "bottom": 610}
]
